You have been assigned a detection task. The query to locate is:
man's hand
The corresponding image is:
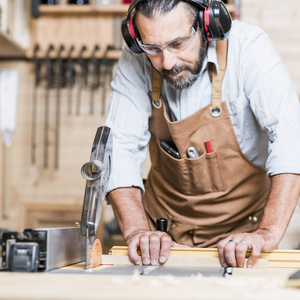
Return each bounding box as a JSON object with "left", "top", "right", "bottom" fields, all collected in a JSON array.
[
  {"left": 108, "top": 188, "right": 180, "bottom": 266},
  {"left": 126, "top": 230, "right": 190, "bottom": 265},
  {"left": 218, "top": 174, "right": 300, "bottom": 268},
  {"left": 126, "top": 230, "right": 173, "bottom": 265},
  {"left": 217, "top": 229, "right": 278, "bottom": 268}
]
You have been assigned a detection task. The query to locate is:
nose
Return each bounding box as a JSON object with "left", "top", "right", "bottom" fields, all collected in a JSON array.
[{"left": 162, "top": 49, "right": 177, "bottom": 71}]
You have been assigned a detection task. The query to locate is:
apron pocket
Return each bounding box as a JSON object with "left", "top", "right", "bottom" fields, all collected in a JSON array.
[
  {"left": 185, "top": 152, "right": 224, "bottom": 195},
  {"left": 156, "top": 140, "right": 188, "bottom": 189}
]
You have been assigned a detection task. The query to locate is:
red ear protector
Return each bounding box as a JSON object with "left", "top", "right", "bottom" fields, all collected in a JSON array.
[
  {"left": 201, "top": 0, "right": 232, "bottom": 41},
  {"left": 121, "top": 0, "right": 232, "bottom": 53}
]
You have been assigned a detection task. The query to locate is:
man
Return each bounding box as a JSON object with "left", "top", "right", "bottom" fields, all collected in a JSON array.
[{"left": 105, "top": 0, "right": 300, "bottom": 268}]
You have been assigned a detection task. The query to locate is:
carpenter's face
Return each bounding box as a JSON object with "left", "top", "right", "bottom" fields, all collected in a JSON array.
[{"left": 136, "top": 3, "right": 206, "bottom": 90}]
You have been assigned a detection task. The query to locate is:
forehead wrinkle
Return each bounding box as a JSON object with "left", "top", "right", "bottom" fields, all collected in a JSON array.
[
  {"left": 136, "top": 3, "right": 192, "bottom": 46},
  {"left": 137, "top": 19, "right": 191, "bottom": 46}
]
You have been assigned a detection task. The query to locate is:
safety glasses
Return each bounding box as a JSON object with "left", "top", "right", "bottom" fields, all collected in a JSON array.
[{"left": 137, "top": 16, "right": 198, "bottom": 55}]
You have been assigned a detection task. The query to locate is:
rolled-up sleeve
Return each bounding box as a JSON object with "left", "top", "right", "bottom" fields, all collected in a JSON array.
[{"left": 105, "top": 46, "right": 152, "bottom": 195}]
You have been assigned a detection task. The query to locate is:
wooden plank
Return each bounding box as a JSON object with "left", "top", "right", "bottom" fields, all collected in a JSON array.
[
  {"left": 109, "top": 246, "right": 300, "bottom": 268},
  {"left": 39, "top": 4, "right": 129, "bottom": 15},
  {"left": 38, "top": 3, "right": 235, "bottom": 15},
  {"left": 101, "top": 254, "right": 269, "bottom": 268}
]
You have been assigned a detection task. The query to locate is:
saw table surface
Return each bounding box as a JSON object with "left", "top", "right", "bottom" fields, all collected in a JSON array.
[{"left": 1, "top": 263, "right": 300, "bottom": 300}]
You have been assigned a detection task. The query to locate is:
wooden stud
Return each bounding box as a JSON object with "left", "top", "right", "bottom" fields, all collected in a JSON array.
[{"left": 108, "top": 246, "right": 300, "bottom": 268}]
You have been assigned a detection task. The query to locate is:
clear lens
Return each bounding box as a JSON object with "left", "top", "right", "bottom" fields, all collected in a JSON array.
[{"left": 137, "top": 27, "right": 196, "bottom": 55}]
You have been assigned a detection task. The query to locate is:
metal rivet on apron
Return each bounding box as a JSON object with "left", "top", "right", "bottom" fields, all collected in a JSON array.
[
  {"left": 171, "top": 223, "right": 176, "bottom": 229},
  {"left": 189, "top": 230, "right": 194, "bottom": 235},
  {"left": 248, "top": 216, "right": 253, "bottom": 221},
  {"left": 253, "top": 216, "right": 258, "bottom": 223},
  {"left": 209, "top": 106, "right": 223, "bottom": 118},
  {"left": 152, "top": 98, "right": 162, "bottom": 109}
]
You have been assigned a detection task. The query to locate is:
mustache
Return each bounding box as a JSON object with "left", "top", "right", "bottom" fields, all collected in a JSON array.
[{"left": 161, "top": 65, "right": 192, "bottom": 76}]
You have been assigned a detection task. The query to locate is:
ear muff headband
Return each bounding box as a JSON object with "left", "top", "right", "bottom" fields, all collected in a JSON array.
[
  {"left": 204, "top": 0, "right": 212, "bottom": 41},
  {"left": 128, "top": 15, "right": 137, "bottom": 39},
  {"left": 121, "top": 0, "right": 231, "bottom": 53}
]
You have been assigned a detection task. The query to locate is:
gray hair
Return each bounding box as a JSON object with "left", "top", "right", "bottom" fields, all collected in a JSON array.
[{"left": 134, "top": 0, "right": 198, "bottom": 26}]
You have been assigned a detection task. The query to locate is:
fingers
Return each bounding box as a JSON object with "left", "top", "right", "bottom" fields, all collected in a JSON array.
[
  {"left": 140, "top": 234, "right": 151, "bottom": 265},
  {"left": 127, "top": 238, "right": 142, "bottom": 265},
  {"left": 218, "top": 236, "right": 252, "bottom": 268},
  {"left": 127, "top": 231, "right": 172, "bottom": 266},
  {"left": 224, "top": 240, "right": 240, "bottom": 268},
  {"left": 247, "top": 245, "right": 261, "bottom": 268},
  {"left": 217, "top": 237, "right": 232, "bottom": 268},
  {"left": 149, "top": 233, "right": 160, "bottom": 265},
  {"left": 235, "top": 241, "right": 250, "bottom": 268},
  {"left": 218, "top": 233, "right": 266, "bottom": 268},
  {"left": 159, "top": 234, "right": 172, "bottom": 263}
]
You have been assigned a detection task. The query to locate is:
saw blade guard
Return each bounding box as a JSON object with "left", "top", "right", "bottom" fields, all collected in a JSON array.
[{"left": 80, "top": 126, "right": 112, "bottom": 237}]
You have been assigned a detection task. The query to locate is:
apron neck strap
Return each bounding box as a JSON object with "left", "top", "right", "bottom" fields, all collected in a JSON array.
[
  {"left": 210, "top": 39, "right": 228, "bottom": 117},
  {"left": 151, "top": 68, "right": 161, "bottom": 103}
]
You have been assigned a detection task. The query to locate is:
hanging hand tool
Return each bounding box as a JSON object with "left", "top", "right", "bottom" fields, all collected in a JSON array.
[
  {"left": 31, "top": 44, "right": 42, "bottom": 164},
  {"left": 44, "top": 44, "right": 55, "bottom": 168},
  {"left": 0, "top": 69, "right": 19, "bottom": 218},
  {"left": 80, "top": 126, "right": 112, "bottom": 269},
  {"left": 76, "top": 45, "right": 87, "bottom": 115},
  {"left": 66, "top": 46, "right": 75, "bottom": 115},
  {"left": 54, "top": 45, "right": 64, "bottom": 169},
  {"left": 89, "top": 45, "right": 100, "bottom": 115}
]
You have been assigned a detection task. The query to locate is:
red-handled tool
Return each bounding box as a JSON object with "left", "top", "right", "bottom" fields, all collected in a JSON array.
[{"left": 205, "top": 141, "right": 213, "bottom": 153}]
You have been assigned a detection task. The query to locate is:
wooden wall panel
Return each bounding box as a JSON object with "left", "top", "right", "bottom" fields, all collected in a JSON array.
[{"left": 31, "top": 15, "right": 115, "bottom": 57}]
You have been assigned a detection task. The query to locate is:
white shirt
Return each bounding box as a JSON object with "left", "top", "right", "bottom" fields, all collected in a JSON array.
[{"left": 105, "top": 20, "right": 300, "bottom": 194}]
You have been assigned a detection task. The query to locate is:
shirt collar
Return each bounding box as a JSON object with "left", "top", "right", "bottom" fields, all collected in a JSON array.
[{"left": 201, "top": 41, "right": 219, "bottom": 74}]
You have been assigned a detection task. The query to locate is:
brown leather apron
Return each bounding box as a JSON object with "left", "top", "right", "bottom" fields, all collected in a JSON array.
[{"left": 143, "top": 40, "right": 270, "bottom": 248}]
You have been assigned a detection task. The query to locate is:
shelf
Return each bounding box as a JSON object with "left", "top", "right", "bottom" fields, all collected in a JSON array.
[
  {"left": 39, "top": 3, "right": 234, "bottom": 15},
  {"left": 0, "top": 30, "right": 26, "bottom": 58},
  {"left": 26, "top": 48, "right": 122, "bottom": 60},
  {"left": 39, "top": 4, "right": 129, "bottom": 15}
]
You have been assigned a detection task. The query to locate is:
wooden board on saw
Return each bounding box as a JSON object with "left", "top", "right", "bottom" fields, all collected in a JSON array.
[
  {"left": 108, "top": 246, "right": 300, "bottom": 268},
  {"left": 101, "top": 254, "right": 269, "bottom": 268}
]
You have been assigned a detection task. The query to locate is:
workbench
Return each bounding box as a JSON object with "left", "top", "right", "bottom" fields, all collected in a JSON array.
[{"left": 1, "top": 262, "right": 300, "bottom": 300}]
